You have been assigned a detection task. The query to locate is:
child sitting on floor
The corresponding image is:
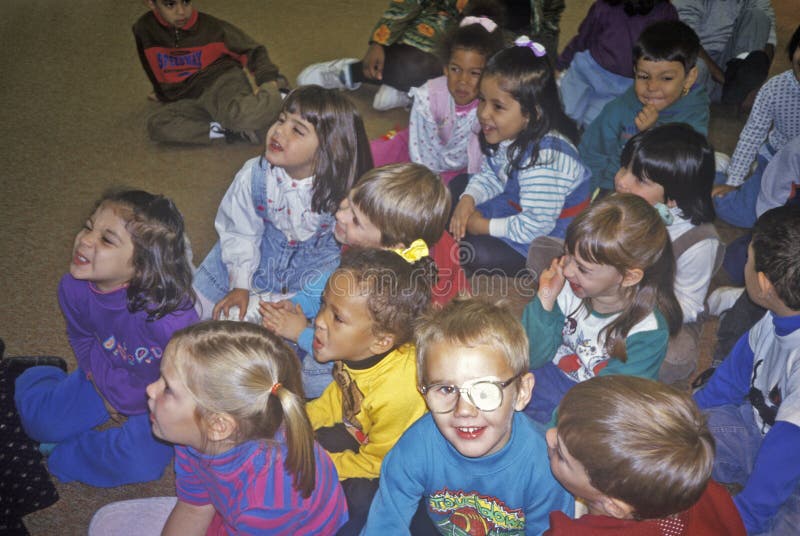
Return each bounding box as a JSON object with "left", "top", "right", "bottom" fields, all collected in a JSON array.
[
  {"left": 305, "top": 248, "right": 434, "bottom": 535},
  {"left": 579, "top": 20, "right": 709, "bottom": 195},
  {"left": 363, "top": 297, "right": 574, "bottom": 535},
  {"left": 545, "top": 375, "right": 745, "bottom": 535}
]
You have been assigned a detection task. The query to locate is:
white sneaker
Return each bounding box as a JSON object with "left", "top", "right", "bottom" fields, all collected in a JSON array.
[
  {"left": 707, "top": 286, "right": 744, "bottom": 316},
  {"left": 715, "top": 152, "right": 731, "bottom": 174},
  {"left": 372, "top": 84, "right": 412, "bottom": 111},
  {"left": 296, "top": 58, "right": 360, "bottom": 90}
]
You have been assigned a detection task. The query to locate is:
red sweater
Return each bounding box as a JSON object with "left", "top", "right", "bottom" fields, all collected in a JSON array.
[{"left": 545, "top": 480, "right": 746, "bottom": 536}]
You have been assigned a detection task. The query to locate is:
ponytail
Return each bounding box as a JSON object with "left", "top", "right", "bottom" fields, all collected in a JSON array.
[{"left": 269, "top": 383, "right": 316, "bottom": 498}]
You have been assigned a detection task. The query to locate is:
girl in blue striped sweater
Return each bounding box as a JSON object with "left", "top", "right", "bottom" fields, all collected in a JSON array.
[{"left": 448, "top": 37, "right": 591, "bottom": 277}]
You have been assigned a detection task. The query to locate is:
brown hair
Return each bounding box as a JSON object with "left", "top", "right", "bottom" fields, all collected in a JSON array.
[
  {"left": 557, "top": 375, "right": 715, "bottom": 519},
  {"left": 330, "top": 248, "right": 433, "bottom": 345},
  {"left": 415, "top": 296, "right": 528, "bottom": 385},
  {"left": 350, "top": 163, "right": 451, "bottom": 247},
  {"left": 565, "top": 193, "right": 681, "bottom": 361},
  {"left": 169, "top": 321, "right": 317, "bottom": 498}
]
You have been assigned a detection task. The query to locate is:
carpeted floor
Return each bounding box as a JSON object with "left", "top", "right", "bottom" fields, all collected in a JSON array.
[{"left": 0, "top": 1, "right": 795, "bottom": 534}]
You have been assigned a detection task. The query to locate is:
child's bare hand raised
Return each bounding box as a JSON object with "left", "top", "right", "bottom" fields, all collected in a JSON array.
[
  {"left": 260, "top": 300, "right": 307, "bottom": 342},
  {"left": 450, "top": 196, "right": 476, "bottom": 241},
  {"left": 538, "top": 257, "right": 565, "bottom": 312},
  {"left": 634, "top": 104, "right": 659, "bottom": 132},
  {"left": 213, "top": 288, "right": 249, "bottom": 320}
]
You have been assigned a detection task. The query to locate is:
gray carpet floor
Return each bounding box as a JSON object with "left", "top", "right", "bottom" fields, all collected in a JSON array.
[{"left": 1, "top": 0, "right": 795, "bottom": 533}]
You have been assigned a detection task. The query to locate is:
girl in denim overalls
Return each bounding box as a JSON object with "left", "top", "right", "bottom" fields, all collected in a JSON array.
[
  {"left": 194, "top": 86, "right": 373, "bottom": 322},
  {"left": 449, "top": 37, "right": 590, "bottom": 277}
]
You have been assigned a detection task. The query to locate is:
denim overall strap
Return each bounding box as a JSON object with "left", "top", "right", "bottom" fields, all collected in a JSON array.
[{"left": 250, "top": 161, "right": 340, "bottom": 294}]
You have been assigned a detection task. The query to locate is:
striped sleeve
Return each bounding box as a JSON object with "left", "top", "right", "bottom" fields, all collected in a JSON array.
[
  {"left": 174, "top": 447, "right": 211, "bottom": 506},
  {"left": 489, "top": 143, "right": 584, "bottom": 243}
]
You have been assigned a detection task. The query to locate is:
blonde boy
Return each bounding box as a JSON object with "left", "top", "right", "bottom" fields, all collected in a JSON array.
[{"left": 363, "top": 298, "right": 573, "bottom": 535}]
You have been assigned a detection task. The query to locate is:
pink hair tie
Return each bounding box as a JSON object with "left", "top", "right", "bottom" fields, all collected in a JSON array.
[
  {"left": 514, "top": 36, "right": 546, "bottom": 57},
  {"left": 460, "top": 16, "right": 497, "bottom": 33},
  {"left": 270, "top": 382, "right": 282, "bottom": 395}
]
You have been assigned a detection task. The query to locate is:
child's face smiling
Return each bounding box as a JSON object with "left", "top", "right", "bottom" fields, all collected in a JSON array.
[
  {"left": 423, "top": 342, "right": 533, "bottom": 458},
  {"left": 633, "top": 59, "right": 697, "bottom": 111},
  {"left": 265, "top": 111, "right": 320, "bottom": 180},
  {"left": 614, "top": 167, "right": 666, "bottom": 206},
  {"left": 333, "top": 197, "right": 383, "bottom": 248},
  {"left": 561, "top": 250, "right": 628, "bottom": 311},
  {"left": 444, "top": 47, "right": 487, "bottom": 106},
  {"left": 477, "top": 75, "right": 529, "bottom": 145},
  {"left": 70, "top": 203, "right": 136, "bottom": 292},
  {"left": 146, "top": 346, "right": 205, "bottom": 451},
  {"left": 312, "top": 270, "right": 387, "bottom": 363},
  {"left": 150, "top": 0, "right": 193, "bottom": 28}
]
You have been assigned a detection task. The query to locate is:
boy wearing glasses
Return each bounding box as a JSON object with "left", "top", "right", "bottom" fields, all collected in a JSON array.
[
  {"left": 362, "top": 298, "right": 574, "bottom": 534},
  {"left": 694, "top": 205, "right": 800, "bottom": 535}
]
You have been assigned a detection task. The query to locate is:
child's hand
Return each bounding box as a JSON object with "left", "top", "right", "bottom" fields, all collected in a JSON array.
[
  {"left": 450, "top": 196, "right": 476, "bottom": 241},
  {"left": 538, "top": 257, "right": 566, "bottom": 312},
  {"left": 213, "top": 288, "right": 250, "bottom": 320},
  {"left": 465, "top": 210, "right": 490, "bottom": 236},
  {"left": 712, "top": 184, "right": 738, "bottom": 197},
  {"left": 634, "top": 104, "right": 659, "bottom": 132},
  {"left": 260, "top": 301, "right": 308, "bottom": 342},
  {"left": 362, "top": 43, "right": 385, "bottom": 81}
]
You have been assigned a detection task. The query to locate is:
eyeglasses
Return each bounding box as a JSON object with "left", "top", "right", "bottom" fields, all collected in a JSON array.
[{"left": 419, "top": 373, "right": 522, "bottom": 413}]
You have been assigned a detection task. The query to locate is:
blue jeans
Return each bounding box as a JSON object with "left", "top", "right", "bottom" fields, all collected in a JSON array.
[
  {"left": 523, "top": 362, "right": 577, "bottom": 425},
  {"left": 705, "top": 403, "right": 800, "bottom": 535},
  {"left": 559, "top": 51, "right": 632, "bottom": 129},
  {"left": 714, "top": 152, "right": 769, "bottom": 229},
  {"left": 15, "top": 366, "right": 173, "bottom": 487}
]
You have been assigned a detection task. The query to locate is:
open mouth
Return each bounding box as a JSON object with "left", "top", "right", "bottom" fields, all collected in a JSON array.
[
  {"left": 455, "top": 426, "right": 486, "bottom": 440},
  {"left": 72, "top": 252, "right": 90, "bottom": 266},
  {"left": 268, "top": 138, "right": 283, "bottom": 152}
]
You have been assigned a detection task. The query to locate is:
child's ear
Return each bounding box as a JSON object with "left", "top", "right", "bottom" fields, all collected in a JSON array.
[
  {"left": 684, "top": 66, "right": 699, "bottom": 92},
  {"left": 513, "top": 372, "right": 535, "bottom": 410},
  {"left": 368, "top": 332, "right": 396, "bottom": 355},
  {"left": 757, "top": 271, "right": 776, "bottom": 300},
  {"left": 205, "top": 412, "right": 237, "bottom": 443},
  {"left": 621, "top": 268, "right": 644, "bottom": 288},
  {"left": 599, "top": 495, "right": 636, "bottom": 520}
]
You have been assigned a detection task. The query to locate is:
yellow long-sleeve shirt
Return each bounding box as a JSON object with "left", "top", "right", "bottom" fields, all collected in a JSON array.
[{"left": 306, "top": 343, "right": 427, "bottom": 480}]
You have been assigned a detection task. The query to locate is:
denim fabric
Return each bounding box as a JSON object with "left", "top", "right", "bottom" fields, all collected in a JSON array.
[
  {"left": 523, "top": 362, "right": 578, "bottom": 425},
  {"left": 193, "top": 158, "right": 341, "bottom": 305},
  {"left": 704, "top": 403, "right": 800, "bottom": 536},
  {"left": 714, "top": 152, "right": 770, "bottom": 229},
  {"left": 15, "top": 366, "right": 172, "bottom": 487},
  {"left": 295, "top": 347, "right": 333, "bottom": 400},
  {"left": 560, "top": 51, "right": 633, "bottom": 129}
]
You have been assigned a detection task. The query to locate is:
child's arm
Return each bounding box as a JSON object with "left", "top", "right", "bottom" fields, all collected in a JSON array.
[
  {"left": 306, "top": 382, "right": 344, "bottom": 430},
  {"left": 489, "top": 143, "right": 585, "bottom": 243},
  {"left": 733, "top": 421, "right": 800, "bottom": 534},
  {"left": 451, "top": 157, "right": 505, "bottom": 239},
  {"left": 260, "top": 301, "right": 307, "bottom": 342},
  {"left": 162, "top": 500, "right": 215, "bottom": 536},
  {"left": 579, "top": 95, "right": 630, "bottom": 192},
  {"left": 217, "top": 19, "right": 280, "bottom": 86},
  {"left": 214, "top": 160, "right": 267, "bottom": 318},
  {"left": 674, "top": 238, "right": 719, "bottom": 323},
  {"left": 723, "top": 83, "right": 775, "bottom": 188},
  {"left": 694, "top": 332, "right": 756, "bottom": 409},
  {"left": 521, "top": 259, "right": 568, "bottom": 368},
  {"left": 361, "top": 432, "right": 427, "bottom": 533}
]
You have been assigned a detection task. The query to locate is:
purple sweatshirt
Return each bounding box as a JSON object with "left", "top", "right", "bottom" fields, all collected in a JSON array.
[
  {"left": 57, "top": 274, "right": 197, "bottom": 415},
  {"left": 556, "top": 0, "right": 678, "bottom": 77}
]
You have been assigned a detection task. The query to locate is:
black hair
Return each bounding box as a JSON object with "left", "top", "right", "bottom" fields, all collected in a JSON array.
[
  {"left": 279, "top": 86, "right": 373, "bottom": 215},
  {"left": 333, "top": 248, "right": 434, "bottom": 345},
  {"left": 439, "top": 0, "right": 506, "bottom": 62},
  {"left": 603, "top": 0, "right": 660, "bottom": 16},
  {"left": 620, "top": 123, "right": 715, "bottom": 225},
  {"left": 788, "top": 24, "right": 800, "bottom": 63},
  {"left": 95, "top": 189, "right": 196, "bottom": 320},
  {"left": 633, "top": 20, "right": 700, "bottom": 72},
  {"left": 752, "top": 206, "right": 800, "bottom": 310},
  {"left": 480, "top": 45, "right": 579, "bottom": 173}
]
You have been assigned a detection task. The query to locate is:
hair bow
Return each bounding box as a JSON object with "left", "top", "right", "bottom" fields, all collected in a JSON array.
[
  {"left": 514, "top": 36, "right": 546, "bottom": 57},
  {"left": 395, "top": 239, "right": 429, "bottom": 264},
  {"left": 653, "top": 203, "right": 674, "bottom": 225},
  {"left": 460, "top": 16, "right": 497, "bottom": 33}
]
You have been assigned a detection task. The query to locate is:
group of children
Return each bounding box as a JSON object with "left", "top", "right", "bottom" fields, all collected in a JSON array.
[{"left": 2, "top": 0, "right": 799, "bottom": 534}]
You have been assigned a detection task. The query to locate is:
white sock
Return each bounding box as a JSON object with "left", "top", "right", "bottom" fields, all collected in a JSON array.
[{"left": 209, "top": 121, "right": 225, "bottom": 140}]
